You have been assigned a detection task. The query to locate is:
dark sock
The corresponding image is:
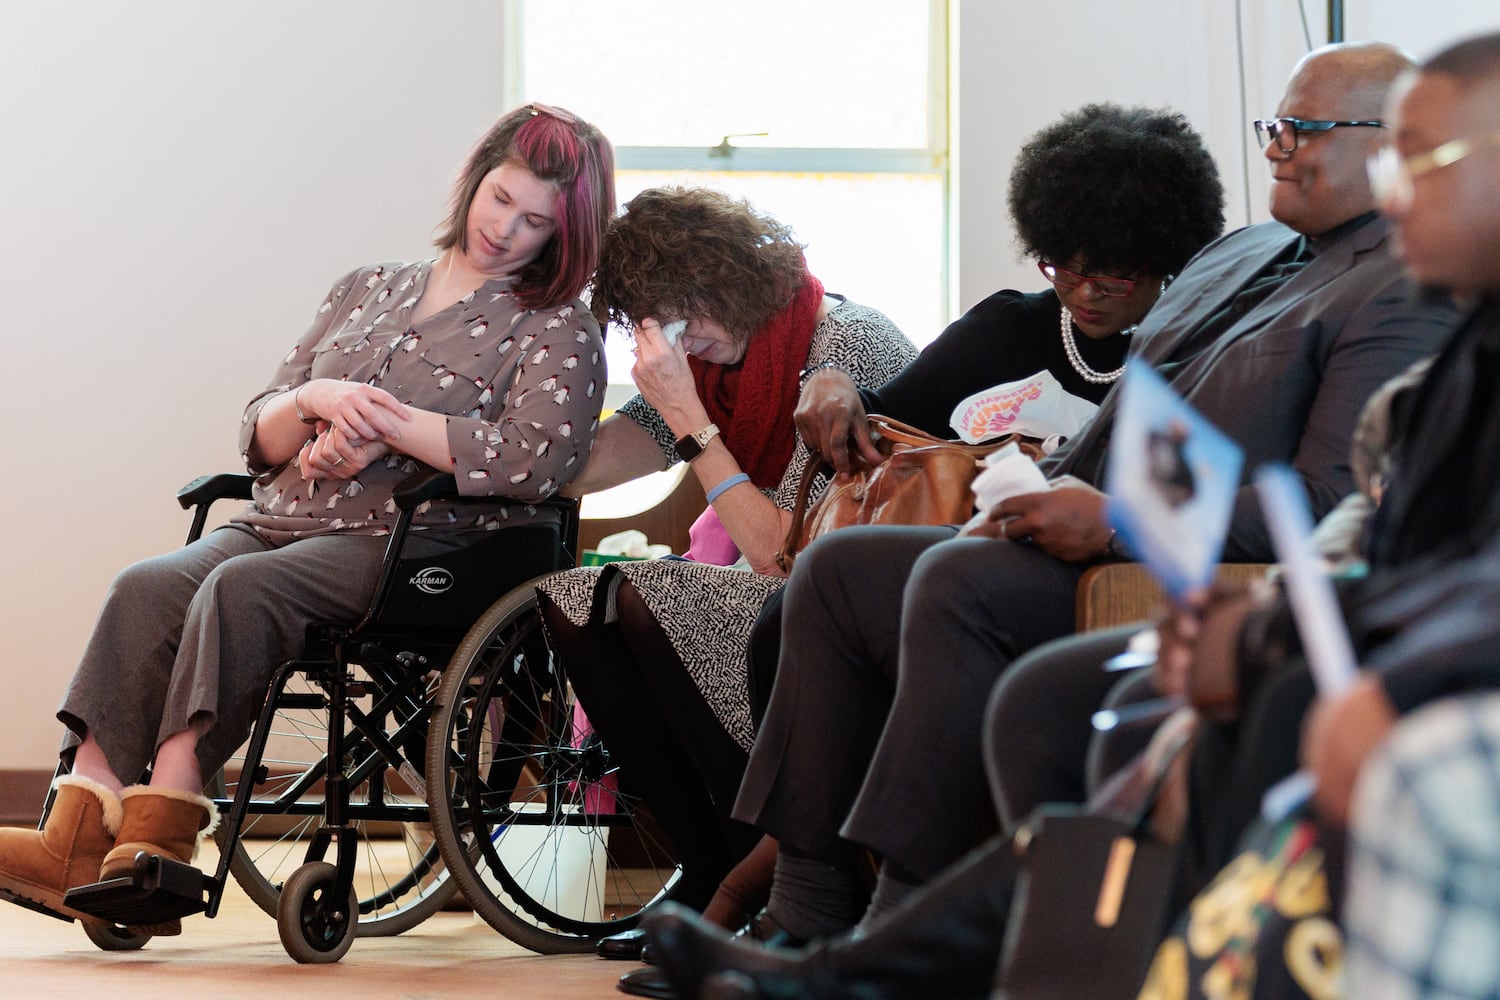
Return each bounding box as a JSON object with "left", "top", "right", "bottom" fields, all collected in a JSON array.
[
  {"left": 858, "top": 861, "right": 922, "bottom": 931},
  {"left": 703, "top": 834, "right": 778, "bottom": 929},
  {"left": 766, "top": 848, "right": 864, "bottom": 942}
]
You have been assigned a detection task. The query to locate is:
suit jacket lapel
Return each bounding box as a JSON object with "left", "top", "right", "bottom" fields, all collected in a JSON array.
[
  {"left": 1159, "top": 217, "right": 1394, "bottom": 405},
  {"left": 1134, "top": 223, "right": 1302, "bottom": 367},
  {"left": 1045, "top": 223, "right": 1302, "bottom": 479}
]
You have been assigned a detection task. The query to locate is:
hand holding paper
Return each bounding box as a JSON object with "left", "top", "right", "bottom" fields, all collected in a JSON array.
[
  {"left": 971, "top": 442, "right": 1050, "bottom": 511},
  {"left": 1106, "top": 365, "right": 1243, "bottom": 599}
]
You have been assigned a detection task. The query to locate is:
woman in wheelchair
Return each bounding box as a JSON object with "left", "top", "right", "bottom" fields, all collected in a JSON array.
[
  {"left": 536, "top": 187, "right": 918, "bottom": 914},
  {"left": 0, "top": 102, "right": 615, "bottom": 934}
]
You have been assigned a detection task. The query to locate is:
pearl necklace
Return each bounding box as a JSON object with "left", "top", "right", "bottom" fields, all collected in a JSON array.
[{"left": 1060, "top": 309, "right": 1130, "bottom": 384}]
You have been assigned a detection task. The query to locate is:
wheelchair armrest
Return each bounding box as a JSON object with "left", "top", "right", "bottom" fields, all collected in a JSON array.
[
  {"left": 392, "top": 470, "right": 460, "bottom": 510},
  {"left": 390, "top": 469, "right": 582, "bottom": 517},
  {"left": 176, "top": 473, "right": 255, "bottom": 510}
]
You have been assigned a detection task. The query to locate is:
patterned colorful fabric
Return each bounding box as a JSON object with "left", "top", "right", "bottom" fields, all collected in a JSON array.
[
  {"left": 235, "top": 260, "right": 606, "bottom": 543},
  {"left": 1138, "top": 812, "right": 1341, "bottom": 1000},
  {"left": 1345, "top": 693, "right": 1500, "bottom": 1000},
  {"left": 546, "top": 297, "right": 916, "bottom": 748}
]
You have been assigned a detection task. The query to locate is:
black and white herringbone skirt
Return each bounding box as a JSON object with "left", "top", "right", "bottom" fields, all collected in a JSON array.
[{"left": 536, "top": 561, "right": 785, "bottom": 752}]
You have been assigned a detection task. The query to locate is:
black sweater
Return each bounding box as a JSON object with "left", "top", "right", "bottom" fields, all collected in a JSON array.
[{"left": 861, "top": 289, "right": 1129, "bottom": 438}]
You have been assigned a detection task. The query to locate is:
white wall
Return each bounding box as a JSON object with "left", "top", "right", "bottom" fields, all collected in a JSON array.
[
  {"left": 954, "top": 0, "right": 1500, "bottom": 312},
  {"left": 0, "top": 1, "right": 508, "bottom": 768},
  {"left": 1, "top": 1, "right": 1495, "bottom": 770}
]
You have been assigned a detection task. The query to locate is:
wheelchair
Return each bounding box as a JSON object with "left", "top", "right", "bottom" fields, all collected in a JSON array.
[{"left": 40, "top": 469, "right": 682, "bottom": 962}]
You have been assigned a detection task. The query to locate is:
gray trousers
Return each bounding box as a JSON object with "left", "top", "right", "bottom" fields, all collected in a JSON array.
[
  {"left": 58, "top": 525, "right": 388, "bottom": 782},
  {"left": 733, "top": 524, "right": 1084, "bottom": 879},
  {"left": 982, "top": 625, "right": 1150, "bottom": 829}
]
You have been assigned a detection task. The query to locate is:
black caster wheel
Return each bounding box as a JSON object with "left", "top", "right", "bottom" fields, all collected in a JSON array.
[
  {"left": 277, "top": 862, "right": 358, "bottom": 964},
  {"left": 83, "top": 921, "right": 151, "bottom": 951}
]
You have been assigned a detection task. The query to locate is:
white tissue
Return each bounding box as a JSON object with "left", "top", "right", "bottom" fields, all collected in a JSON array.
[
  {"left": 660, "top": 320, "right": 687, "bottom": 346},
  {"left": 594, "top": 529, "right": 671, "bottom": 560},
  {"left": 970, "top": 442, "right": 1049, "bottom": 513}
]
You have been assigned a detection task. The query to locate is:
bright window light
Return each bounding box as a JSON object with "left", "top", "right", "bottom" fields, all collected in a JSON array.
[{"left": 515, "top": 0, "right": 949, "bottom": 388}]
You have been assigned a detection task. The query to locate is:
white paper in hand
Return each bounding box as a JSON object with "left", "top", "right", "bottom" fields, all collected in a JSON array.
[
  {"left": 1253, "top": 464, "right": 1359, "bottom": 697},
  {"left": 971, "top": 441, "right": 1049, "bottom": 512},
  {"left": 1254, "top": 462, "right": 1360, "bottom": 823}
]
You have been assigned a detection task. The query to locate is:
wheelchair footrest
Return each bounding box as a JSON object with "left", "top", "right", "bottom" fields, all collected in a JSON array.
[
  {"left": 63, "top": 853, "right": 210, "bottom": 925},
  {"left": 0, "top": 886, "right": 77, "bottom": 923}
]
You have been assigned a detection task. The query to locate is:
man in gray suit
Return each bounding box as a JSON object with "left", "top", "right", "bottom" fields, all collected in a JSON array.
[{"left": 721, "top": 38, "right": 1459, "bottom": 954}]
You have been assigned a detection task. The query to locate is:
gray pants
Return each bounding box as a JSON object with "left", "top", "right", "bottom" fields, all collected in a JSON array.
[
  {"left": 733, "top": 524, "right": 1084, "bottom": 879},
  {"left": 58, "top": 525, "right": 388, "bottom": 782}
]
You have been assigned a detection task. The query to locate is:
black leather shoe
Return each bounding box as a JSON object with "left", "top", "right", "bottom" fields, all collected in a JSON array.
[
  {"left": 645, "top": 903, "right": 816, "bottom": 1000},
  {"left": 617, "top": 964, "right": 675, "bottom": 998},
  {"left": 597, "top": 926, "right": 648, "bottom": 961}
]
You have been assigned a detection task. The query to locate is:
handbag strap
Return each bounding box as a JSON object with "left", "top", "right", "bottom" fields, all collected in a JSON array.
[
  {"left": 775, "top": 455, "right": 836, "bottom": 573},
  {"left": 1085, "top": 707, "right": 1200, "bottom": 838}
]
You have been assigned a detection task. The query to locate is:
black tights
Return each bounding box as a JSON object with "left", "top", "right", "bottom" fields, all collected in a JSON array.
[{"left": 538, "top": 584, "right": 760, "bottom": 908}]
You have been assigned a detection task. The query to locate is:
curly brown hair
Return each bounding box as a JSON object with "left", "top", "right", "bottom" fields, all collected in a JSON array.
[{"left": 589, "top": 187, "right": 809, "bottom": 342}]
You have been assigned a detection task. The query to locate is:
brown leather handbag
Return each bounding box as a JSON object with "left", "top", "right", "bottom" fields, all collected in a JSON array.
[{"left": 774, "top": 414, "right": 1040, "bottom": 573}]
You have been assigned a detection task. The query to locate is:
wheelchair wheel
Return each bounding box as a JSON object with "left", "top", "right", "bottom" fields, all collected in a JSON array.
[
  {"left": 214, "top": 665, "right": 459, "bottom": 937},
  {"left": 427, "top": 580, "right": 683, "bottom": 954},
  {"left": 83, "top": 920, "right": 151, "bottom": 951},
  {"left": 277, "top": 861, "right": 358, "bottom": 964}
]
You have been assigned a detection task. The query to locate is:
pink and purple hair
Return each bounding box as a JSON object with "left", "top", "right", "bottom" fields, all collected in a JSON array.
[{"left": 435, "top": 103, "right": 615, "bottom": 311}]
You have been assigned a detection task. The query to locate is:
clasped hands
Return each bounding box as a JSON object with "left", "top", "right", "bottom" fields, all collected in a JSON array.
[{"left": 296, "top": 379, "right": 413, "bottom": 481}]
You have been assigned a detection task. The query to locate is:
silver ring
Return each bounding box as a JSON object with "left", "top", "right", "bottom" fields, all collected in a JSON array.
[
  {"left": 999, "top": 518, "right": 1010, "bottom": 540},
  {"left": 333, "top": 456, "right": 346, "bottom": 467}
]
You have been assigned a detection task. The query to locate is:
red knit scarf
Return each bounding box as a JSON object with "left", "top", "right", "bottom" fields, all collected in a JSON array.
[{"left": 688, "top": 272, "right": 826, "bottom": 489}]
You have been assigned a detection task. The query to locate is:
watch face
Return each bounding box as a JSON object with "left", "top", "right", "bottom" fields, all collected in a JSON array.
[{"left": 674, "top": 424, "right": 717, "bottom": 463}]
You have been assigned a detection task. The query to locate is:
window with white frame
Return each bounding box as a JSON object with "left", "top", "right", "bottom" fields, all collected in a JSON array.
[{"left": 511, "top": 0, "right": 950, "bottom": 391}]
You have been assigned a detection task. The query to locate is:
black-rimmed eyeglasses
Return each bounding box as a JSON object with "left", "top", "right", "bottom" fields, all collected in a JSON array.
[{"left": 1253, "top": 117, "right": 1386, "bottom": 154}]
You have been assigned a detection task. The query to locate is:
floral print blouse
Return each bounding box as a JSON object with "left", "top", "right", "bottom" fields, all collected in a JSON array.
[{"left": 233, "top": 260, "right": 607, "bottom": 544}]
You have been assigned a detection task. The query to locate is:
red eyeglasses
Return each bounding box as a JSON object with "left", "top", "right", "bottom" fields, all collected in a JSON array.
[{"left": 1037, "top": 260, "right": 1143, "bottom": 298}]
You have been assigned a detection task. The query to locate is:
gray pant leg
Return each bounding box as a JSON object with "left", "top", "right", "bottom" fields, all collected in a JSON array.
[
  {"left": 59, "top": 526, "right": 269, "bottom": 780},
  {"left": 166, "top": 532, "right": 389, "bottom": 776},
  {"left": 982, "top": 625, "right": 1140, "bottom": 830},
  {"left": 732, "top": 525, "right": 955, "bottom": 859},
  {"left": 841, "top": 537, "right": 1083, "bottom": 879},
  {"left": 60, "top": 528, "right": 387, "bottom": 782}
]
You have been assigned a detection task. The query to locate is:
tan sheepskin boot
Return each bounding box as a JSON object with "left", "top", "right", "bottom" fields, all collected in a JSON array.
[
  {"left": 99, "top": 786, "right": 219, "bottom": 936},
  {"left": 0, "top": 774, "right": 122, "bottom": 922}
]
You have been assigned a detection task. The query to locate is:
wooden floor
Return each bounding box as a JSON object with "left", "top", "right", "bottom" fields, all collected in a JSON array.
[{"left": 0, "top": 841, "right": 633, "bottom": 1000}]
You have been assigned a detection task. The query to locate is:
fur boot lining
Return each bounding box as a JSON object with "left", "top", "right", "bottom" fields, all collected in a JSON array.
[
  {"left": 117, "top": 786, "right": 221, "bottom": 839},
  {"left": 53, "top": 773, "right": 125, "bottom": 837}
]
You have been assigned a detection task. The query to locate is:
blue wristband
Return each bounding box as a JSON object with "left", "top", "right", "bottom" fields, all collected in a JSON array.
[{"left": 705, "top": 472, "right": 751, "bottom": 504}]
